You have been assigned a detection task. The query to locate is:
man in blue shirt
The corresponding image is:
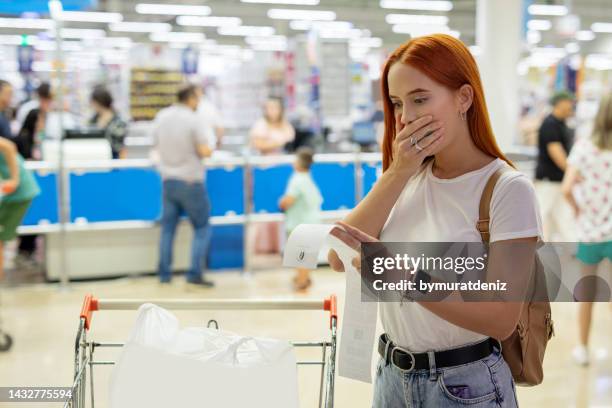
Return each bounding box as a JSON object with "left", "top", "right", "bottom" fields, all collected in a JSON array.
[{"left": 0, "top": 80, "right": 13, "bottom": 140}]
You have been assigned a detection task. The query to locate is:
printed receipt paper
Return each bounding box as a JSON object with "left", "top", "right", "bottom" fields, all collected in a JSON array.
[{"left": 283, "top": 224, "right": 378, "bottom": 383}]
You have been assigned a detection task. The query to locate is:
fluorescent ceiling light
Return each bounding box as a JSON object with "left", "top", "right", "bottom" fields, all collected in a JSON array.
[
  {"left": 0, "top": 35, "right": 38, "bottom": 45},
  {"left": 0, "top": 18, "right": 54, "bottom": 29},
  {"left": 385, "top": 14, "right": 449, "bottom": 25},
  {"left": 177, "top": 16, "right": 242, "bottom": 27},
  {"left": 150, "top": 32, "right": 206, "bottom": 42},
  {"left": 319, "top": 28, "right": 369, "bottom": 39},
  {"left": 527, "top": 19, "right": 552, "bottom": 31},
  {"left": 218, "top": 25, "right": 275, "bottom": 36},
  {"left": 267, "top": 8, "right": 336, "bottom": 21},
  {"left": 135, "top": 3, "right": 211, "bottom": 16},
  {"left": 591, "top": 22, "right": 612, "bottom": 33},
  {"left": 527, "top": 4, "right": 568, "bottom": 16},
  {"left": 565, "top": 42, "right": 579, "bottom": 54},
  {"left": 527, "top": 30, "right": 541, "bottom": 44},
  {"left": 380, "top": 0, "right": 452, "bottom": 11},
  {"left": 585, "top": 54, "right": 612, "bottom": 71},
  {"left": 392, "top": 24, "right": 447, "bottom": 34},
  {"left": 58, "top": 11, "right": 122, "bottom": 23},
  {"left": 290, "top": 20, "right": 353, "bottom": 31},
  {"left": 350, "top": 37, "right": 383, "bottom": 48},
  {"left": 245, "top": 35, "right": 287, "bottom": 44},
  {"left": 109, "top": 22, "right": 172, "bottom": 32},
  {"left": 242, "top": 0, "right": 318, "bottom": 4},
  {"left": 57, "top": 28, "right": 106, "bottom": 39},
  {"left": 89, "top": 37, "right": 133, "bottom": 48},
  {"left": 575, "top": 30, "right": 595, "bottom": 41}
]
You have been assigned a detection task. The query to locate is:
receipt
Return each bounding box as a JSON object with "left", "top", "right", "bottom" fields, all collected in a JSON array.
[{"left": 283, "top": 223, "right": 378, "bottom": 383}]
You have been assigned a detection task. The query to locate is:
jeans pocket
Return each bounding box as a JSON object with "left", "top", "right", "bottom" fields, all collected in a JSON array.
[{"left": 438, "top": 361, "right": 499, "bottom": 405}]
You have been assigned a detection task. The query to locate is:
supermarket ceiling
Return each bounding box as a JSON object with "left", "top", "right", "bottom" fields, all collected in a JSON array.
[{"left": 0, "top": 0, "right": 611, "bottom": 56}]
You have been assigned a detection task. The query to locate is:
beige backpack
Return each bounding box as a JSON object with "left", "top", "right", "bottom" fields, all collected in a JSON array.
[{"left": 477, "top": 166, "right": 555, "bottom": 386}]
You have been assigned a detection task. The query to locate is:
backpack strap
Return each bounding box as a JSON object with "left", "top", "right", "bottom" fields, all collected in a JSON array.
[{"left": 477, "top": 165, "right": 513, "bottom": 243}]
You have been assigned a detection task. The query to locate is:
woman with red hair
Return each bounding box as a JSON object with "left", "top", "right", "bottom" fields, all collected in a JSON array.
[{"left": 329, "top": 34, "right": 542, "bottom": 407}]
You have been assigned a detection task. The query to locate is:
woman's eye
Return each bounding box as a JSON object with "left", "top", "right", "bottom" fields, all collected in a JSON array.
[
  {"left": 414, "top": 97, "right": 427, "bottom": 105},
  {"left": 392, "top": 101, "right": 402, "bottom": 110}
]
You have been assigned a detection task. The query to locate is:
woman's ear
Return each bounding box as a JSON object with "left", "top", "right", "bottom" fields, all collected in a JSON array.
[{"left": 457, "top": 84, "right": 474, "bottom": 114}]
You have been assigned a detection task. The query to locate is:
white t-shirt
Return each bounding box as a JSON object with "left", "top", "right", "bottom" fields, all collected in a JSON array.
[
  {"left": 567, "top": 137, "right": 612, "bottom": 242},
  {"left": 379, "top": 158, "right": 543, "bottom": 352}
]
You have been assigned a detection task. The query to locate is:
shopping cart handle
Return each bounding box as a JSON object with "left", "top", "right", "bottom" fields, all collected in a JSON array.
[
  {"left": 324, "top": 295, "right": 338, "bottom": 329},
  {"left": 80, "top": 294, "right": 99, "bottom": 330}
]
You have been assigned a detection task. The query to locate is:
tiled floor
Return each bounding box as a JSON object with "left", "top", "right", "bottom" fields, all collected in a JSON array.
[{"left": 0, "top": 268, "right": 611, "bottom": 407}]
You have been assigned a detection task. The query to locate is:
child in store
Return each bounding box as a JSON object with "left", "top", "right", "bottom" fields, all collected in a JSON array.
[
  {"left": 0, "top": 138, "right": 40, "bottom": 281},
  {"left": 279, "top": 147, "right": 322, "bottom": 291}
]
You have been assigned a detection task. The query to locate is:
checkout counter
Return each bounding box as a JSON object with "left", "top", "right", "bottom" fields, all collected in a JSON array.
[{"left": 20, "top": 152, "right": 382, "bottom": 280}]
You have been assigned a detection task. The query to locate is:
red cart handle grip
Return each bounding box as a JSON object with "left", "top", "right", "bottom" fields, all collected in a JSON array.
[
  {"left": 80, "top": 294, "right": 99, "bottom": 331},
  {"left": 323, "top": 295, "right": 338, "bottom": 329}
]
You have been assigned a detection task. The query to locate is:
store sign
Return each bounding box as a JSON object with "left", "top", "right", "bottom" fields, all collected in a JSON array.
[
  {"left": 17, "top": 45, "right": 34, "bottom": 73},
  {"left": 182, "top": 47, "right": 199, "bottom": 75}
]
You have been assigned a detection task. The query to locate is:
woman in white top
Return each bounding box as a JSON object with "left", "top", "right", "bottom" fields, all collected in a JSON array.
[
  {"left": 249, "top": 98, "right": 296, "bottom": 254},
  {"left": 328, "top": 35, "right": 542, "bottom": 407},
  {"left": 250, "top": 98, "right": 295, "bottom": 155},
  {"left": 562, "top": 92, "right": 612, "bottom": 366}
]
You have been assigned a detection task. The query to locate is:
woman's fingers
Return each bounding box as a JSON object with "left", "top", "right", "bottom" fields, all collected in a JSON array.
[
  {"left": 395, "top": 115, "right": 433, "bottom": 143},
  {"left": 417, "top": 128, "right": 445, "bottom": 158},
  {"left": 328, "top": 249, "right": 345, "bottom": 273},
  {"left": 329, "top": 226, "right": 361, "bottom": 251},
  {"left": 336, "top": 221, "right": 377, "bottom": 243},
  {"left": 351, "top": 256, "right": 361, "bottom": 270}
]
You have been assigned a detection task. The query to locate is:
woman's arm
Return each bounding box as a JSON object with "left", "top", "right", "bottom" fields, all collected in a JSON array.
[
  {"left": 0, "top": 138, "right": 20, "bottom": 193},
  {"left": 332, "top": 221, "right": 536, "bottom": 340},
  {"left": 561, "top": 165, "right": 580, "bottom": 216}
]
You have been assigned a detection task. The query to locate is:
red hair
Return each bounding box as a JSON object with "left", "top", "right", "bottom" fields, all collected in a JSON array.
[{"left": 380, "top": 34, "right": 513, "bottom": 171}]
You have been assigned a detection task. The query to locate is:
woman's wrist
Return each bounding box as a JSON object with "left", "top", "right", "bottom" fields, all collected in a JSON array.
[{"left": 384, "top": 164, "right": 416, "bottom": 184}]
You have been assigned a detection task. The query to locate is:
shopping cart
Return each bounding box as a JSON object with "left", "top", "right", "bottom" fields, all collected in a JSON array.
[{"left": 65, "top": 293, "right": 338, "bottom": 408}]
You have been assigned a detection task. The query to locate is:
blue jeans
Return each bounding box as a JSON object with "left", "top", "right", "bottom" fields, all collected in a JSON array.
[
  {"left": 373, "top": 344, "right": 518, "bottom": 407},
  {"left": 158, "top": 179, "right": 211, "bottom": 281}
]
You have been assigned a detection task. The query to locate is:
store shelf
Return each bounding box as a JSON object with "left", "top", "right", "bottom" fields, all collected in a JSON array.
[{"left": 130, "top": 67, "right": 184, "bottom": 121}]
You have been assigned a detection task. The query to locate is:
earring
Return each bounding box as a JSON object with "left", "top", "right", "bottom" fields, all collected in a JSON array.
[{"left": 460, "top": 111, "right": 467, "bottom": 121}]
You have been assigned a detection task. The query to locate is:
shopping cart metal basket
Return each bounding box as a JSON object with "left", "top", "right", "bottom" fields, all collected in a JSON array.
[{"left": 65, "top": 293, "right": 338, "bottom": 408}]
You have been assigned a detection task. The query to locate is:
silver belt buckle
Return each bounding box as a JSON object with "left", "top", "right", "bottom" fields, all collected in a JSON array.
[{"left": 390, "top": 345, "right": 415, "bottom": 372}]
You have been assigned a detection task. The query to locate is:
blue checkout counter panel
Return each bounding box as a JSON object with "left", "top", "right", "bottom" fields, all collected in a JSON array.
[{"left": 23, "top": 157, "right": 382, "bottom": 270}]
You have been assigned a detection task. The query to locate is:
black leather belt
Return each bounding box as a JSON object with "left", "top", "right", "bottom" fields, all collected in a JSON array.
[{"left": 378, "top": 334, "right": 497, "bottom": 371}]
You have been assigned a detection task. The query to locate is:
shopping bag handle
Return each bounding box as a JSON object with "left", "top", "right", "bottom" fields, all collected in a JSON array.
[{"left": 227, "top": 337, "right": 264, "bottom": 364}]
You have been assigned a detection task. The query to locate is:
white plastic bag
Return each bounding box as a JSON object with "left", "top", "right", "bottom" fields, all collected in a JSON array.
[{"left": 109, "top": 304, "right": 299, "bottom": 408}]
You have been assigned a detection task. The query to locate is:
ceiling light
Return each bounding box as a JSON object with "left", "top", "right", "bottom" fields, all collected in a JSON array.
[
  {"left": 58, "top": 11, "right": 122, "bottom": 23},
  {"left": 527, "top": 4, "right": 568, "bottom": 16},
  {"left": 109, "top": 22, "right": 172, "bottom": 32},
  {"left": 380, "top": 0, "right": 452, "bottom": 11},
  {"left": 218, "top": 25, "right": 275, "bottom": 36},
  {"left": 289, "top": 20, "right": 353, "bottom": 31},
  {"left": 591, "top": 22, "right": 612, "bottom": 33},
  {"left": 242, "top": 0, "right": 319, "bottom": 4},
  {"left": 0, "top": 18, "right": 54, "bottom": 29},
  {"left": 135, "top": 3, "right": 211, "bottom": 16},
  {"left": 385, "top": 14, "right": 449, "bottom": 25},
  {"left": 350, "top": 37, "right": 383, "bottom": 48},
  {"left": 177, "top": 16, "right": 242, "bottom": 27},
  {"left": 527, "top": 19, "right": 552, "bottom": 31},
  {"left": 267, "top": 8, "right": 336, "bottom": 21},
  {"left": 527, "top": 30, "right": 541, "bottom": 44},
  {"left": 150, "top": 32, "right": 206, "bottom": 42},
  {"left": 392, "top": 24, "right": 447, "bottom": 34},
  {"left": 575, "top": 30, "right": 595, "bottom": 41},
  {"left": 565, "top": 42, "right": 579, "bottom": 54},
  {"left": 56, "top": 28, "right": 106, "bottom": 39}
]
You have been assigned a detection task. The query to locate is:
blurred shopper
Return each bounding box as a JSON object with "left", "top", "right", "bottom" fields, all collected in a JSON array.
[
  {"left": 89, "top": 86, "right": 127, "bottom": 159},
  {"left": 279, "top": 147, "right": 322, "bottom": 291},
  {"left": 250, "top": 98, "right": 295, "bottom": 254},
  {"left": 250, "top": 98, "right": 295, "bottom": 155},
  {"left": 196, "top": 86, "right": 224, "bottom": 149},
  {"left": 15, "top": 82, "right": 51, "bottom": 131},
  {"left": 152, "top": 85, "right": 214, "bottom": 287},
  {"left": 0, "top": 80, "right": 14, "bottom": 140},
  {"left": 328, "top": 34, "right": 542, "bottom": 407},
  {"left": 562, "top": 92, "right": 612, "bottom": 366},
  {"left": 13, "top": 84, "right": 52, "bottom": 269},
  {"left": 535, "top": 91, "right": 576, "bottom": 241},
  {"left": 0, "top": 138, "right": 40, "bottom": 280}
]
